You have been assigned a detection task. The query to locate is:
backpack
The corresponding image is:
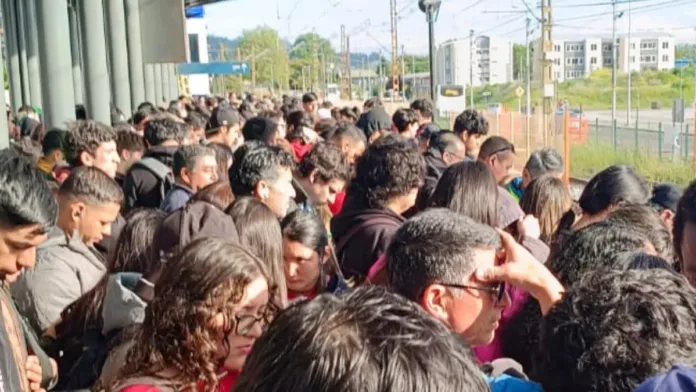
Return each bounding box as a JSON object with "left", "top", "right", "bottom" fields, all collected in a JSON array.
[{"left": 133, "top": 158, "right": 175, "bottom": 203}]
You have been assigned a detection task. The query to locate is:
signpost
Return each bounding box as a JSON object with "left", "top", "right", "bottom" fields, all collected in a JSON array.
[
  {"left": 515, "top": 86, "right": 525, "bottom": 113},
  {"left": 437, "top": 84, "right": 465, "bottom": 115},
  {"left": 177, "top": 62, "right": 251, "bottom": 76}
]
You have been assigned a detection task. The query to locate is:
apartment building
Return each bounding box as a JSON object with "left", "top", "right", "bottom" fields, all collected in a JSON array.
[
  {"left": 534, "top": 33, "right": 675, "bottom": 82},
  {"left": 436, "top": 36, "right": 513, "bottom": 88}
]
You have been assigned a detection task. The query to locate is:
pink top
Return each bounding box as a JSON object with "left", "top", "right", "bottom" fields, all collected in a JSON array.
[
  {"left": 367, "top": 254, "right": 387, "bottom": 280},
  {"left": 473, "top": 286, "right": 529, "bottom": 363}
]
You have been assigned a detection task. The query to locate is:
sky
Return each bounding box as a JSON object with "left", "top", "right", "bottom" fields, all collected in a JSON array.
[{"left": 204, "top": 0, "right": 696, "bottom": 55}]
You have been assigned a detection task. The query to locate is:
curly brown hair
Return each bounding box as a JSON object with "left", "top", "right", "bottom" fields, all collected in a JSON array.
[{"left": 112, "top": 237, "right": 274, "bottom": 390}]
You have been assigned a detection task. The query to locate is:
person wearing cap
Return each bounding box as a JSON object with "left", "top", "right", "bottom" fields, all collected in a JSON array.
[
  {"left": 356, "top": 107, "right": 392, "bottom": 144},
  {"left": 206, "top": 106, "right": 243, "bottom": 150},
  {"left": 302, "top": 92, "right": 318, "bottom": 115},
  {"left": 38, "top": 129, "right": 67, "bottom": 182},
  {"left": 650, "top": 183, "right": 683, "bottom": 231}
]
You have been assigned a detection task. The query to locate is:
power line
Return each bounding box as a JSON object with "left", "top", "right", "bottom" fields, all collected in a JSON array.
[
  {"left": 554, "top": 0, "right": 659, "bottom": 7},
  {"left": 454, "top": 0, "right": 487, "bottom": 15}
]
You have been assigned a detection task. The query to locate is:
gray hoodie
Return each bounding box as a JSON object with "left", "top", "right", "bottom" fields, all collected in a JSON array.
[
  {"left": 99, "top": 273, "right": 148, "bottom": 388},
  {"left": 12, "top": 227, "right": 106, "bottom": 333}
]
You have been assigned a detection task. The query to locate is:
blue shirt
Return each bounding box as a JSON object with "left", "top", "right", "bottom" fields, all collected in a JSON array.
[
  {"left": 485, "top": 374, "right": 543, "bottom": 392},
  {"left": 160, "top": 183, "right": 194, "bottom": 213}
]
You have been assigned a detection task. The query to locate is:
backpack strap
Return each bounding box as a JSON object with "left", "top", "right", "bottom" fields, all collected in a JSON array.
[
  {"left": 113, "top": 376, "right": 179, "bottom": 392},
  {"left": 134, "top": 158, "right": 172, "bottom": 181}
]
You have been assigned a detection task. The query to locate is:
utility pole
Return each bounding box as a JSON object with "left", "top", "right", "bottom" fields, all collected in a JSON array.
[
  {"left": 540, "top": 0, "right": 554, "bottom": 147},
  {"left": 312, "top": 30, "right": 319, "bottom": 93},
  {"left": 412, "top": 55, "right": 416, "bottom": 98},
  {"left": 347, "top": 36, "right": 352, "bottom": 100},
  {"left": 419, "top": 0, "right": 442, "bottom": 101},
  {"left": 340, "top": 24, "right": 349, "bottom": 100},
  {"left": 626, "top": 0, "right": 632, "bottom": 124},
  {"left": 525, "top": 16, "right": 532, "bottom": 140},
  {"left": 379, "top": 50, "right": 384, "bottom": 99},
  {"left": 611, "top": 0, "right": 617, "bottom": 123},
  {"left": 469, "top": 29, "right": 474, "bottom": 109},
  {"left": 251, "top": 46, "right": 257, "bottom": 91},
  {"left": 401, "top": 45, "right": 406, "bottom": 97},
  {"left": 390, "top": 0, "right": 400, "bottom": 101}
]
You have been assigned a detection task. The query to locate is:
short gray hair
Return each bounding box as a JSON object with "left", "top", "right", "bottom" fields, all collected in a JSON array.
[
  {"left": 524, "top": 148, "right": 563, "bottom": 180},
  {"left": 173, "top": 145, "right": 216, "bottom": 177},
  {"left": 387, "top": 208, "right": 501, "bottom": 301}
]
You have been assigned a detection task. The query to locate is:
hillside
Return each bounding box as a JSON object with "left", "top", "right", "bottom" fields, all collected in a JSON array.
[{"left": 476, "top": 67, "right": 696, "bottom": 111}]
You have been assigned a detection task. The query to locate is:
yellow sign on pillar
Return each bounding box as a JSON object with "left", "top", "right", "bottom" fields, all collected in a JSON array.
[{"left": 515, "top": 86, "right": 525, "bottom": 97}]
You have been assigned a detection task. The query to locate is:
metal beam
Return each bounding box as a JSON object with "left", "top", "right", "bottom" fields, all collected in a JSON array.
[
  {"left": 25, "top": 0, "right": 42, "bottom": 109},
  {"left": 106, "top": 0, "right": 132, "bottom": 115},
  {"left": 78, "top": 0, "right": 112, "bottom": 123},
  {"left": 125, "top": 0, "right": 145, "bottom": 108},
  {"left": 3, "top": 0, "right": 22, "bottom": 109},
  {"left": 36, "top": 0, "right": 75, "bottom": 129}
]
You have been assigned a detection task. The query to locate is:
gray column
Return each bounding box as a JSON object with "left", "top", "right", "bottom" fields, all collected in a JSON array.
[
  {"left": 36, "top": 0, "right": 75, "bottom": 129},
  {"left": 25, "top": 0, "right": 42, "bottom": 109},
  {"left": 78, "top": 0, "right": 111, "bottom": 123},
  {"left": 160, "top": 63, "right": 170, "bottom": 102},
  {"left": 125, "top": 0, "right": 145, "bottom": 107},
  {"left": 144, "top": 64, "right": 156, "bottom": 104},
  {"left": 68, "top": 2, "right": 83, "bottom": 104},
  {"left": 106, "top": 0, "right": 132, "bottom": 115},
  {"left": 3, "top": 0, "right": 22, "bottom": 108},
  {"left": 15, "top": 0, "right": 30, "bottom": 105},
  {"left": 154, "top": 63, "right": 163, "bottom": 105},
  {"left": 0, "top": 2, "right": 7, "bottom": 148},
  {"left": 169, "top": 64, "right": 179, "bottom": 99}
]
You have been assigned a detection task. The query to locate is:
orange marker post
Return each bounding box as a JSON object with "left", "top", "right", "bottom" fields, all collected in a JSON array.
[{"left": 563, "top": 109, "right": 570, "bottom": 187}]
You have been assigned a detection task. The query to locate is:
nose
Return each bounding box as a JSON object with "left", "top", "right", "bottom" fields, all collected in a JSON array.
[
  {"left": 286, "top": 262, "right": 300, "bottom": 279},
  {"left": 497, "top": 289, "right": 512, "bottom": 309},
  {"left": 17, "top": 247, "right": 37, "bottom": 269},
  {"left": 247, "top": 319, "right": 264, "bottom": 339},
  {"left": 328, "top": 192, "right": 337, "bottom": 204}
]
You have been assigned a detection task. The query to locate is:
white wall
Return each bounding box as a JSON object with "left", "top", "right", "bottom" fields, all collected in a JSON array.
[
  {"left": 186, "top": 17, "right": 211, "bottom": 96},
  {"left": 657, "top": 36, "right": 675, "bottom": 70}
]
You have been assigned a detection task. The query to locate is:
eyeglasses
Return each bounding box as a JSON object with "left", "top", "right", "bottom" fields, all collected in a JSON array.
[
  {"left": 233, "top": 313, "right": 269, "bottom": 337},
  {"left": 489, "top": 144, "right": 516, "bottom": 156},
  {"left": 437, "top": 281, "right": 507, "bottom": 303}
]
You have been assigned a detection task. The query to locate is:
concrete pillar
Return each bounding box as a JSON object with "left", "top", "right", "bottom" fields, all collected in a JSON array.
[
  {"left": 15, "top": 0, "right": 30, "bottom": 105},
  {"left": 169, "top": 64, "right": 179, "bottom": 99},
  {"left": 25, "top": 0, "right": 43, "bottom": 109},
  {"left": 125, "top": 0, "right": 145, "bottom": 108},
  {"left": 78, "top": 0, "right": 111, "bottom": 123},
  {"left": 36, "top": 0, "right": 75, "bottom": 129},
  {"left": 106, "top": 0, "right": 132, "bottom": 115},
  {"left": 0, "top": 1, "right": 8, "bottom": 147},
  {"left": 160, "top": 63, "right": 170, "bottom": 103},
  {"left": 144, "top": 64, "right": 156, "bottom": 105},
  {"left": 154, "top": 63, "right": 163, "bottom": 106},
  {"left": 68, "top": 2, "right": 83, "bottom": 105},
  {"left": 3, "top": 0, "right": 23, "bottom": 109}
]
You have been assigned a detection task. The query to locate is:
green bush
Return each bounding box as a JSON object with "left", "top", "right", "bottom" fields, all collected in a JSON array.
[{"left": 571, "top": 143, "right": 695, "bottom": 186}]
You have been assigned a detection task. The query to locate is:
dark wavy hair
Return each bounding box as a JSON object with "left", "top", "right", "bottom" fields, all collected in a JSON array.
[
  {"left": 675, "top": 179, "right": 696, "bottom": 269},
  {"left": 348, "top": 133, "right": 425, "bottom": 209},
  {"left": 538, "top": 269, "right": 696, "bottom": 392},
  {"left": 235, "top": 286, "right": 489, "bottom": 392},
  {"left": 113, "top": 238, "right": 272, "bottom": 390}
]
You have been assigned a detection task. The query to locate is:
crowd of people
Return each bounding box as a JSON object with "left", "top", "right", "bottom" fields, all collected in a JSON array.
[{"left": 1, "top": 90, "right": 696, "bottom": 392}]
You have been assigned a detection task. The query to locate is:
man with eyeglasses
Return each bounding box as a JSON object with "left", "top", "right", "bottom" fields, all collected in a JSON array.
[
  {"left": 387, "top": 209, "right": 563, "bottom": 392},
  {"left": 478, "top": 136, "right": 517, "bottom": 185}
]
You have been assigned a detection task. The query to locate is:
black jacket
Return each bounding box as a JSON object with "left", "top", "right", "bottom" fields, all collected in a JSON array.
[
  {"left": 331, "top": 193, "right": 406, "bottom": 284},
  {"left": 122, "top": 146, "right": 177, "bottom": 212},
  {"left": 415, "top": 148, "right": 449, "bottom": 212}
]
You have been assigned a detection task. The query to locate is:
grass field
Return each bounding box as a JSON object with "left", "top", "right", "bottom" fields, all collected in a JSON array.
[
  {"left": 571, "top": 143, "right": 695, "bottom": 187},
  {"left": 476, "top": 67, "right": 696, "bottom": 112}
]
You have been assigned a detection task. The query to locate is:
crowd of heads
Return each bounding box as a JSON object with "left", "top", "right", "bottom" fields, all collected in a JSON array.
[{"left": 2, "top": 91, "right": 696, "bottom": 392}]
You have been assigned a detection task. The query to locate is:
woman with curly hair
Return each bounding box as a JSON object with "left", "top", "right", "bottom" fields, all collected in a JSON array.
[{"left": 109, "top": 238, "right": 274, "bottom": 392}]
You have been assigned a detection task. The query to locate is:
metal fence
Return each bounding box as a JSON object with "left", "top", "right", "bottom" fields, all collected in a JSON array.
[{"left": 440, "top": 110, "right": 696, "bottom": 183}]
